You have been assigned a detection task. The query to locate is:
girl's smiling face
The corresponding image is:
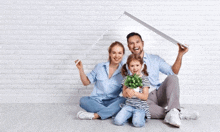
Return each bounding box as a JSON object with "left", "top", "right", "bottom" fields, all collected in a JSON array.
[{"left": 128, "top": 60, "right": 142, "bottom": 75}]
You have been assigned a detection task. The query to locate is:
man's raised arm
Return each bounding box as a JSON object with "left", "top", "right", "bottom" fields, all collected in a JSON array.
[{"left": 172, "top": 43, "right": 189, "bottom": 74}]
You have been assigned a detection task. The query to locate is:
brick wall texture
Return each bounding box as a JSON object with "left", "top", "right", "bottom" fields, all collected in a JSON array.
[{"left": 0, "top": 0, "right": 220, "bottom": 104}]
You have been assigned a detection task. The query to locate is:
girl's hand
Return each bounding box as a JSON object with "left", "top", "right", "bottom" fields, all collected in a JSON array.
[
  {"left": 75, "top": 59, "right": 83, "bottom": 70},
  {"left": 126, "top": 88, "right": 135, "bottom": 98}
]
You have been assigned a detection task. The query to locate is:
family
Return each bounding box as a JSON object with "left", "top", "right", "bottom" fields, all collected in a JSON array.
[{"left": 75, "top": 32, "right": 198, "bottom": 128}]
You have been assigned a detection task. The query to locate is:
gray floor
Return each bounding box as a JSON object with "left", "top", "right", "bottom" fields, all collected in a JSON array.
[{"left": 0, "top": 104, "right": 220, "bottom": 132}]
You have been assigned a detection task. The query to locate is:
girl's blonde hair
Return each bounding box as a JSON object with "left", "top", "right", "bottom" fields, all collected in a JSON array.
[{"left": 121, "top": 54, "right": 148, "bottom": 76}]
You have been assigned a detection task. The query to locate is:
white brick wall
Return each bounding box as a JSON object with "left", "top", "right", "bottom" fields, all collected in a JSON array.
[{"left": 0, "top": 0, "right": 220, "bottom": 104}]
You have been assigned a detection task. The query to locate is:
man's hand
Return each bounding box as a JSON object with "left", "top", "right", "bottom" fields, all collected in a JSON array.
[
  {"left": 172, "top": 43, "right": 189, "bottom": 74},
  {"left": 178, "top": 43, "right": 188, "bottom": 56}
]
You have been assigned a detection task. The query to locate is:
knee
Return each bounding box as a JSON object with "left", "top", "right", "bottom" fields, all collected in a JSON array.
[
  {"left": 132, "top": 110, "right": 145, "bottom": 127},
  {"left": 79, "top": 96, "right": 89, "bottom": 107},
  {"left": 167, "top": 75, "right": 178, "bottom": 82},
  {"left": 113, "top": 117, "right": 124, "bottom": 126},
  {"left": 133, "top": 120, "right": 145, "bottom": 127},
  {"left": 166, "top": 75, "right": 179, "bottom": 86}
]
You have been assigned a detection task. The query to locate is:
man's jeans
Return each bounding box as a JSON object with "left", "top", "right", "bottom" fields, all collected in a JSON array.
[
  {"left": 114, "top": 105, "right": 146, "bottom": 127},
  {"left": 80, "top": 96, "right": 126, "bottom": 120}
]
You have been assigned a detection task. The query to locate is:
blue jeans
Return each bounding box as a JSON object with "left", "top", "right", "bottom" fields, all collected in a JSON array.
[
  {"left": 114, "top": 105, "right": 146, "bottom": 127},
  {"left": 79, "top": 96, "right": 126, "bottom": 120}
]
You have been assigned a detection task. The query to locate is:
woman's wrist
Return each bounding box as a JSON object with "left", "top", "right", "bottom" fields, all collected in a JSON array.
[{"left": 79, "top": 68, "right": 84, "bottom": 73}]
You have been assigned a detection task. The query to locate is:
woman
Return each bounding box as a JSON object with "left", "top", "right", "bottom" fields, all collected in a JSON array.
[{"left": 75, "top": 41, "right": 126, "bottom": 120}]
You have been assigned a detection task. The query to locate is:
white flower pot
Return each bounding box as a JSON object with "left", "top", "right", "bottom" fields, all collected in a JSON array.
[{"left": 133, "top": 87, "right": 140, "bottom": 92}]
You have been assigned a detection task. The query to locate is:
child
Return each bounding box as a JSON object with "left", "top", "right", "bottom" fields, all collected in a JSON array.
[{"left": 113, "top": 54, "right": 150, "bottom": 127}]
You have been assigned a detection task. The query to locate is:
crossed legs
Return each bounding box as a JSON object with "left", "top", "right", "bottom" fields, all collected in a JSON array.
[{"left": 79, "top": 96, "right": 126, "bottom": 120}]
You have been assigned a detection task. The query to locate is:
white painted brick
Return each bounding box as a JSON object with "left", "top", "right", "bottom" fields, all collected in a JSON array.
[{"left": 0, "top": 0, "right": 219, "bottom": 104}]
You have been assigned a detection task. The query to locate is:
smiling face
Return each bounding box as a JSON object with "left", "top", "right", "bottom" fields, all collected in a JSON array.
[
  {"left": 128, "top": 60, "right": 142, "bottom": 75},
  {"left": 127, "top": 35, "right": 144, "bottom": 56},
  {"left": 109, "top": 45, "right": 124, "bottom": 65}
]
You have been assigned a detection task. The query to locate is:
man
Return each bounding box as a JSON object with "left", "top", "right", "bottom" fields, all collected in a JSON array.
[{"left": 122, "top": 32, "right": 198, "bottom": 127}]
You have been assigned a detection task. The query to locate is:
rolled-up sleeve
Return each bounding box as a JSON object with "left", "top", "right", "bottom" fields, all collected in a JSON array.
[
  {"left": 157, "top": 55, "right": 175, "bottom": 75},
  {"left": 86, "top": 64, "right": 99, "bottom": 84}
]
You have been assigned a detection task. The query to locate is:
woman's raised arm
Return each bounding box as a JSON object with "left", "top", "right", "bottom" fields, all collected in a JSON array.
[{"left": 75, "top": 60, "right": 90, "bottom": 86}]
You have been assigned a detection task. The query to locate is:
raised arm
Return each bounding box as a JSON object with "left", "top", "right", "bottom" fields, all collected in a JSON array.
[
  {"left": 172, "top": 43, "right": 189, "bottom": 74},
  {"left": 75, "top": 60, "right": 90, "bottom": 86}
]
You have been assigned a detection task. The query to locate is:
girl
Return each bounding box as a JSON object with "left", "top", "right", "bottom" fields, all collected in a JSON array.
[
  {"left": 113, "top": 54, "right": 150, "bottom": 127},
  {"left": 75, "top": 41, "right": 126, "bottom": 120}
]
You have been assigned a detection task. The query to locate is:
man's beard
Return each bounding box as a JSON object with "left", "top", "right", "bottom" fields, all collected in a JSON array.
[{"left": 132, "top": 49, "right": 143, "bottom": 56}]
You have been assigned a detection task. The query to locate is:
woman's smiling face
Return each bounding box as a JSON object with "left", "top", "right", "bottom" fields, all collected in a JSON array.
[{"left": 109, "top": 45, "right": 124, "bottom": 64}]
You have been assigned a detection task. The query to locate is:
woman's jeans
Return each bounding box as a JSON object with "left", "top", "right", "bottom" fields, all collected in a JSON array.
[
  {"left": 80, "top": 96, "right": 126, "bottom": 120},
  {"left": 114, "top": 105, "right": 146, "bottom": 127}
]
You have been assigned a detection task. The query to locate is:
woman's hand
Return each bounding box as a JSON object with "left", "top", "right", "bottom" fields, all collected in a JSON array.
[
  {"left": 75, "top": 59, "right": 90, "bottom": 86},
  {"left": 75, "top": 59, "right": 83, "bottom": 70}
]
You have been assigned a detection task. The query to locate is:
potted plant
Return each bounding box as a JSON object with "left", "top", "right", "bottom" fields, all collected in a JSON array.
[{"left": 124, "top": 74, "right": 143, "bottom": 93}]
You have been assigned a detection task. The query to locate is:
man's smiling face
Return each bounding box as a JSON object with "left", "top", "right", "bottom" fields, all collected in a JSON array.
[{"left": 127, "top": 35, "right": 144, "bottom": 56}]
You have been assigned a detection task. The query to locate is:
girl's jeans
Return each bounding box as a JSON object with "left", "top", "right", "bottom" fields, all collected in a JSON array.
[
  {"left": 80, "top": 96, "right": 126, "bottom": 120},
  {"left": 114, "top": 105, "right": 146, "bottom": 127}
]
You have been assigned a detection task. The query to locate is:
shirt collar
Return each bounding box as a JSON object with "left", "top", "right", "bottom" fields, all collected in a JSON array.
[
  {"left": 104, "top": 61, "right": 123, "bottom": 69},
  {"left": 104, "top": 61, "right": 110, "bottom": 76},
  {"left": 104, "top": 61, "right": 122, "bottom": 77},
  {"left": 143, "top": 52, "right": 148, "bottom": 59},
  {"left": 104, "top": 61, "right": 110, "bottom": 67},
  {"left": 143, "top": 52, "right": 150, "bottom": 64}
]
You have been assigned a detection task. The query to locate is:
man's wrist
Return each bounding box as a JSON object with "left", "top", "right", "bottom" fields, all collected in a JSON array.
[{"left": 177, "top": 53, "right": 184, "bottom": 58}]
